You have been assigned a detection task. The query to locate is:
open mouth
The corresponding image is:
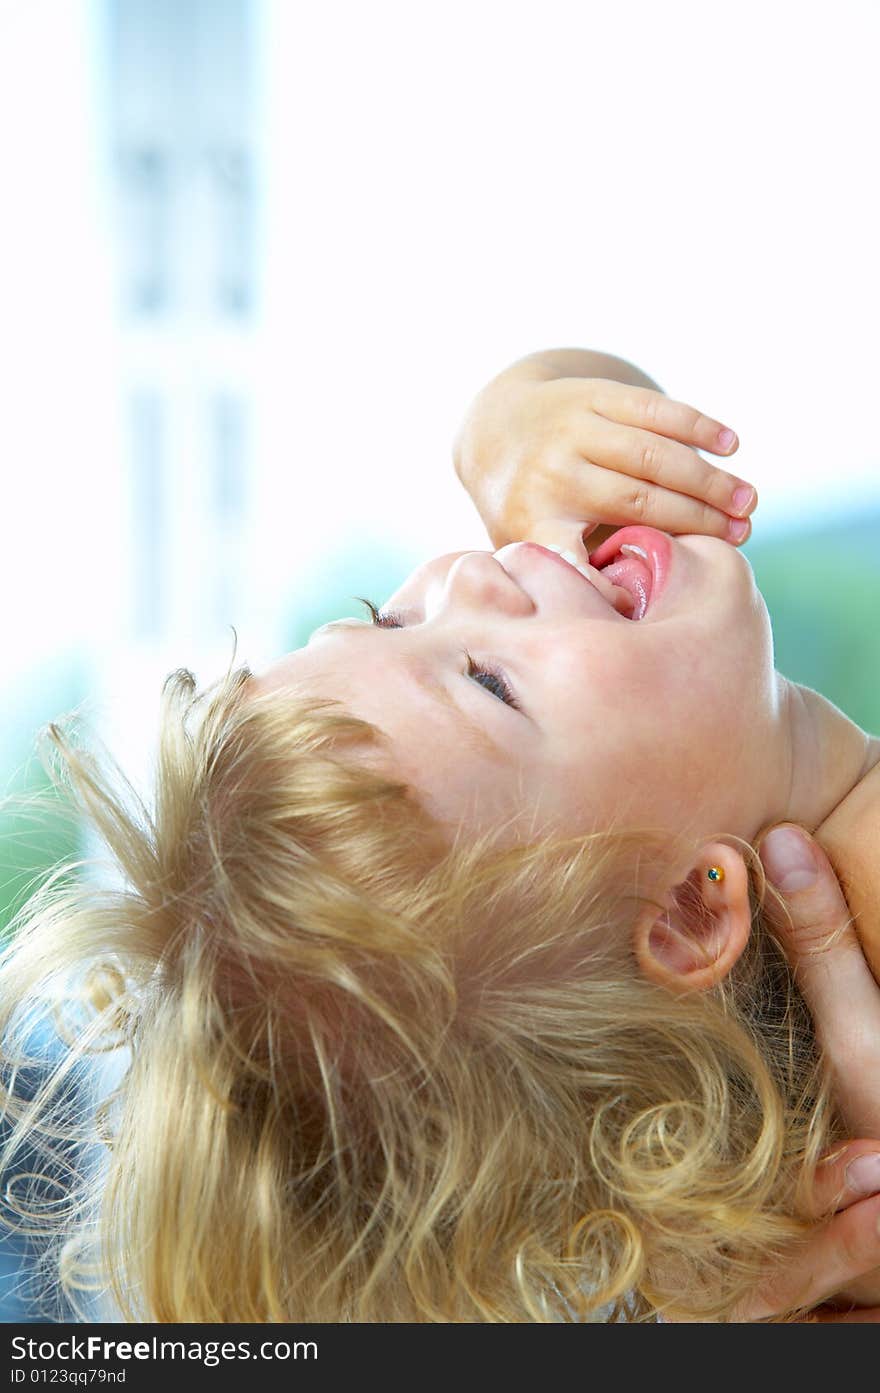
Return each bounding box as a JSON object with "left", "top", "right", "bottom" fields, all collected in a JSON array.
[
  {"left": 588, "top": 527, "right": 672, "bottom": 621},
  {"left": 540, "top": 544, "right": 635, "bottom": 617}
]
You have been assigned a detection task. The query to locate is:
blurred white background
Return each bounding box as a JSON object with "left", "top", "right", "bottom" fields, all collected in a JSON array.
[
  {"left": 1, "top": 0, "right": 878, "bottom": 790},
  {"left": 1, "top": 0, "right": 879, "bottom": 1322}
]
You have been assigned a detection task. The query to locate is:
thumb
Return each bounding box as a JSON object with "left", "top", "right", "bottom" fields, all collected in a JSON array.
[{"left": 758, "top": 822, "right": 880, "bottom": 1134}]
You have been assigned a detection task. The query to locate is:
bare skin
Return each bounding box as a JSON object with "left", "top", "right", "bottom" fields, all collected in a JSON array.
[
  {"left": 250, "top": 540, "right": 880, "bottom": 1322},
  {"left": 253, "top": 539, "right": 880, "bottom": 881},
  {"left": 250, "top": 350, "right": 880, "bottom": 1317}
]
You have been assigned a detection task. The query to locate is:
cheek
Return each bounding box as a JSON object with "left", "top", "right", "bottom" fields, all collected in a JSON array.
[
  {"left": 401, "top": 739, "right": 526, "bottom": 839},
  {"left": 552, "top": 645, "right": 731, "bottom": 796},
  {"left": 569, "top": 634, "right": 754, "bottom": 730},
  {"left": 555, "top": 645, "right": 689, "bottom": 744}
]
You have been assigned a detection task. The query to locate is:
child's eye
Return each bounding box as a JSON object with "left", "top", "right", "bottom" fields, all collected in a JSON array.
[
  {"left": 355, "top": 597, "right": 520, "bottom": 710},
  {"left": 356, "top": 597, "right": 406, "bottom": 628},
  {"left": 463, "top": 652, "right": 520, "bottom": 710},
  {"left": 375, "top": 608, "right": 408, "bottom": 629}
]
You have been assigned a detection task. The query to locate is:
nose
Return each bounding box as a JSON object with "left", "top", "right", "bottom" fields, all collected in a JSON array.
[{"left": 425, "top": 551, "right": 535, "bottom": 620}]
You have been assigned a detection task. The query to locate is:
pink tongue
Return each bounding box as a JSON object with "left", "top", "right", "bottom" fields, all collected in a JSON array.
[{"left": 599, "top": 554, "right": 652, "bottom": 620}]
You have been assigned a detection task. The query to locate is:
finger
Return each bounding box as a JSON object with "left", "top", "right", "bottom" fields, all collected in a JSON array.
[
  {"left": 558, "top": 453, "right": 754, "bottom": 547},
  {"left": 583, "top": 378, "right": 742, "bottom": 461},
  {"left": 758, "top": 823, "right": 880, "bottom": 1135},
  {"left": 808, "top": 1305, "right": 880, "bottom": 1322},
  {"left": 736, "top": 1191, "right": 880, "bottom": 1320},
  {"left": 806, "top": 1140, "right": 880, "bottom": 1219},
  {"left": 571, "top": 411, "right": 758, "bottom": 523}
]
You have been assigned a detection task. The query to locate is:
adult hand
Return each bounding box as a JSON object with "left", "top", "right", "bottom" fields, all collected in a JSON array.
[
  {"left": 754, "top": 822, "right": 880, "bottom": 1312},
  {"left": 732, "top": 1138, "right": 880, "bottom": 1321},
  {"left": 759, "top": 824, "right": 880, "bottom": 1147}
]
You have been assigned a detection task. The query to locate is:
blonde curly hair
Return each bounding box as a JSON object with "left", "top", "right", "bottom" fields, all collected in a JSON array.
[{"left": 0, "top": 644, "right": 843, "bottom": 1322}]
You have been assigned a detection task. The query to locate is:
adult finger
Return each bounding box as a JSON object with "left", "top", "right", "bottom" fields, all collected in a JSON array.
[
  {"left": 758, "top": 823, "right": 880, "bottom": 1137},
  {"left": 807, "top": 1304, "right": 880, "bottom": 1322},
  {"left": 804, "top": 1140, "right": 880, "bottom": 1220},
  {"left": 735, "top": 1191, "right": 880, "bottom": 1321}
]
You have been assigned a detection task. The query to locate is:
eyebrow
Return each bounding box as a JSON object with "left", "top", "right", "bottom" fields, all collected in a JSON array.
[{"left": 311, "top": 619, "right": 510, "bottom": 763}]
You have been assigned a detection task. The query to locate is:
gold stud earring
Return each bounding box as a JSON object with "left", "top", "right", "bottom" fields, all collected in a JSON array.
[{"left": 707, "top": 866, "right": 725, "bottom": 884}]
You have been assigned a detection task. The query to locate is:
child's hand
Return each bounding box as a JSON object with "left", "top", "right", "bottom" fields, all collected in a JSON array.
[{"left": 453, "top": 374, "right": 757, "bottom": 569}]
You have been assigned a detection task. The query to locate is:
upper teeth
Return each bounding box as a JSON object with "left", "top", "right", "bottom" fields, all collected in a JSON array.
[
  {"left": 540, "top": 537, "right": 648, "bottom": 587},
  {"left": 545, "top": 544, "right": 594, "bottom": 582}
]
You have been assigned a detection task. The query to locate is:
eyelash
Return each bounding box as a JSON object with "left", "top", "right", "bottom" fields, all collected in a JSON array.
[{"left": 356, "top": 597, "right": 521, "bottom": 711}]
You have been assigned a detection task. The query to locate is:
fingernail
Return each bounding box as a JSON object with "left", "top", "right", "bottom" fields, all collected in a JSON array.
[
  {"left": 718, "top": 427, "right": 737, "bottom": 449},
  {"left": 760, "top": 826, "right": 818, "bottom": 893},
  {"left": 731, "top": 485, "right": 755, "bottom": 514},
  {"left": 845, "top": 1152, "right": 880, "bottom": 1196},
  {"left": 727, "top": 518, "right": 749, "bottom": 543}
]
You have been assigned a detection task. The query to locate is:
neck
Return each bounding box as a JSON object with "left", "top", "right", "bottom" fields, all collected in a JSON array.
[{"left": 778, "top": 675, "right": 880, "bottom": 833}]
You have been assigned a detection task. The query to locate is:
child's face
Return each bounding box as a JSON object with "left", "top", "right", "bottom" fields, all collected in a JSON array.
[{"left": 253, "top": 533, "right": 785, "bottom": 855}]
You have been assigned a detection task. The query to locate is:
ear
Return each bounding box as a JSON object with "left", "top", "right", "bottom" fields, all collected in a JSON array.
[{"left": 633, "top": 843, "right": 751, "bottom": 993}]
